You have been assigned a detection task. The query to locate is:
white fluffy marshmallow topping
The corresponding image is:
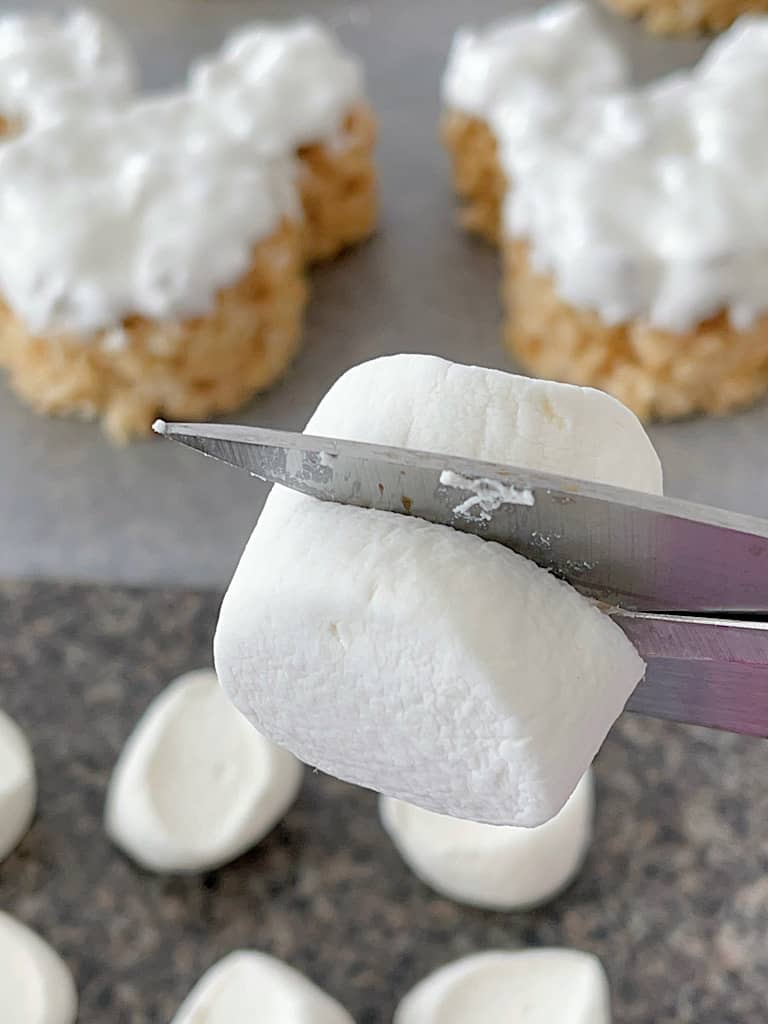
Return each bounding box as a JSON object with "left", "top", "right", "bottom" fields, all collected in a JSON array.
[
  {"left": 0, "top": 93, "right": 298, "bottom": 336},
  {"left": 189, "top": 18, "right": 364, "bottom": 153},
  {"left": 0, "top": 8, "right": 135, "bottom": 131},
  {"left": 496, "top": 13, "right": 768, "bottom": 332},
  {"left": 215, "top": 355, "right": 661, "bottom": 826}
]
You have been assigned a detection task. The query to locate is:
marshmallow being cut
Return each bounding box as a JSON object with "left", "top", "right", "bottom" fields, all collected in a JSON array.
[
  {"left": 105, "top": 669, "right": 302, "bottom": 873},
  {"left": 0, "top": 707, "right": 36, "bottom": 861},
  {"left": 0, "top": 911, "right": 78, "bottom": 1024},
  {"left": 394, "top": 949, "right": 610, "bottom": 1024},
  {"left": 380, "top": 769, "right": 594, "bottom": 910},
  {"left": 215, "top": 355, "right": 662, "bottom": 826},
  {"left": 170, "top": 950, "right": 354, "bottom": 1024}
]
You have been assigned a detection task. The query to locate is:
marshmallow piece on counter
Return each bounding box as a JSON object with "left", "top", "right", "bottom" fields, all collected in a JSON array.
[
  {"left": 105, "top": 669, "right": 302, "bottom": 873},
  {"left": 170, "top": 950, "right": 354, "bottom": 1024},
  {"left": 379, "top": 769, "right": 594, "bottom": 910},
  {"left": 215, "top": 354, "right": 662, "bottom": 827},
  {"left": 394, "top": 949, "right": 610, "bottom": 1024},
  {"left": 0, "top": 707, "right": 36, "bottom": 861},
  {"left": 0, "top": 911, "right": 78, "bottom": 1024},
  {"left": 189, "top": 19, "right": 364, "bottom": 153}
]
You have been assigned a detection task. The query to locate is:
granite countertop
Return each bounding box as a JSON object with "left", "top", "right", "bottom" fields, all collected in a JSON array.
[{"left": 1, "top": 579, "right": 767, "bottom": 1022}]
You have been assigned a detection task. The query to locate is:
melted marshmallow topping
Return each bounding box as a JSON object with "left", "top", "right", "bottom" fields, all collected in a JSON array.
[
  {"left": 0, "top": 93, "right": 298, "bottom": 336},
  {"left": 0, "top": 8, "right": 135, "bottom": 130},
  {"left": 189, "top": 18, "right": 364, "bottom": 153},
  {"left": 441, "top": 1, "right": 627, "bottom": 123},
  {"left": 499, "top": 15, "right": 768, "bottom": 332}
]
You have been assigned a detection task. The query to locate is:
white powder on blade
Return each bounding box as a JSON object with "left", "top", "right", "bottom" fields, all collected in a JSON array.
[
  {"left": 439, "top": 469, "right": 534, "bottom": 523},
  {"left": 0, "top": 8, "right": 136, "bottom": 130},
  {"left": 215, "top": 355, "right": 662, "bottom": 827},
  {"left": 441, "top": 1, "right": 627, "bottom": 122}
]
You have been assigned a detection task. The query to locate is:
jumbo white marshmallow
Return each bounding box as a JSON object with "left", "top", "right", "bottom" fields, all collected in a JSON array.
[{"left": 215, "top": 355, "right": 662, "bottom": 825}]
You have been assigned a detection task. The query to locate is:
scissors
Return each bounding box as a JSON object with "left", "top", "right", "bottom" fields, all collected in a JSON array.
[{"left": 155, "top": 419, "right": 768, "bottom": 740}]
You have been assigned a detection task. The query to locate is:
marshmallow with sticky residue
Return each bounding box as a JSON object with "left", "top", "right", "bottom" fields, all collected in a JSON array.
[
  {"left": 394, "top": 949, "right": 610, "bottom": 1024},
  {"left": 170, "top": 950, "right": 354, "bottom": 1024},
  {"left": 0, "top": 707, "right": 36, "bottom": 861},
  {"left": 105, "top": 668, "right": 302, "bottom": 873},
  {"left": 0, "top": 911, "right": 78, "bottom": 1024},
  {"left": 380, "top": 769, "right": 594, "bottom": 909},
  {"left": 215, "top": 355, "right": 662, "bottom": 826}
]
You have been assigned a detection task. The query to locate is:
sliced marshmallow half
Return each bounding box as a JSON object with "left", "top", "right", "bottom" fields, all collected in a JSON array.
[
  {"left": 0, "top": 911, "right": 77, "bottom": 1024},
  {"left": 0, "top": 707, "right": 36, "bottom": 861},
  {"left": 394, "top": 949, "right": 610, "bottom": 1024},
  {"left": 105, "top": 668, "right": 302, "bottom": 873},
  {"left": 170, "top": 950, "right": 354, "bottom": 1024},
  {"left": 215, "top": 355, "right": 662, "bottom": 826},
  {"left": 380, "top": 768, "right": 594, "bottom": 909}
]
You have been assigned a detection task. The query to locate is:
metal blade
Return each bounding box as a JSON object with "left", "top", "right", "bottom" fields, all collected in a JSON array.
[
  {"left": 617, "top": 611, "right": 768, "bottom": 737},
  {"left": 154, "top": 421, "right": 768, "bottom": 614}
]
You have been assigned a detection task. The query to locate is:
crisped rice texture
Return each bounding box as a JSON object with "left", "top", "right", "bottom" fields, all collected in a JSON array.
[
  {"left": 601, "top": 0, "right": 768, "bottom": 33},
  {"left": 0, "top": 220, "right": 307, "bottom": 443},
  {"left": 441, "top": 110, "right": 504, "bottom": 245},
  {"left": 299, "top": 103, "right": 378, "bottom": 263},
  {"left": 503, "top": 240, "right": 768, "bottom": 421}
]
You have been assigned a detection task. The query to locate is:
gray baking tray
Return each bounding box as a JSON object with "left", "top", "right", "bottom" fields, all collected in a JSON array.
[{"left": 3, "top": 0, "right": 762, "bottom": 588}]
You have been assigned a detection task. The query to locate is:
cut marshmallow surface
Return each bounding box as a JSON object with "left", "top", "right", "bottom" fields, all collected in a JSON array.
[
  {"left": 105, "top": 668, "right": 302, "bottom": 873},
  {"left": 216, "top": 355, "right": 662, "bottom": 826},
  {"left": 0, "top": 911, "right": 77, "bottom": 1024},
  {"left": 380, "top": 769, "right": 594, "bottom": 910},
  {"left": 0, "top": 707, "right": 36, "bottom": 861},
  {"left": 170, "top": 950, "right": 354, "bottom": 1024},
  {"left": 394, "top": 949, "right": 610, "bottom": 1024}
]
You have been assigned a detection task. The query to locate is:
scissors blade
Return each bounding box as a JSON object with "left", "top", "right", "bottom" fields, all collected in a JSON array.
[
  {"left": 616, "top": 611, "right": 768, "bottom": 736},
  {"left": 154, "top": 421, "right": 768, "bottom": 614}
]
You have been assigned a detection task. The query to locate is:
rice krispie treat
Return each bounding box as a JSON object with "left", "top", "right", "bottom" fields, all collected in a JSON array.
[
  {"left": 0, "top": 96, "right": 306, "bottom": 442},
  {"left": 189, "top": 19, "right": 377, "bottom": 262},
  {"left": 0, "top": 8, "right": 135, "bottom": 137},
  {"left": 601, "top": 0, "right": 768, "bottom": 35},
  {"left": 440, "top": 1, "right": 627, "bottom": 243},
  {"left": 499, "top": 21, "right": 768, "bottom": 420}
]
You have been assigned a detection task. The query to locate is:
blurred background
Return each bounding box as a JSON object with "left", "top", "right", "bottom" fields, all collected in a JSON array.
[{"left": 4, "top": 0, "right": 757, "bottom": 590}]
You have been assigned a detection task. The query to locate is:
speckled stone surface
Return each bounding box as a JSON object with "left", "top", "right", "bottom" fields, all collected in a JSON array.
[{"left": 1, "top": 580, "right": 767, "bottom": 1023}]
